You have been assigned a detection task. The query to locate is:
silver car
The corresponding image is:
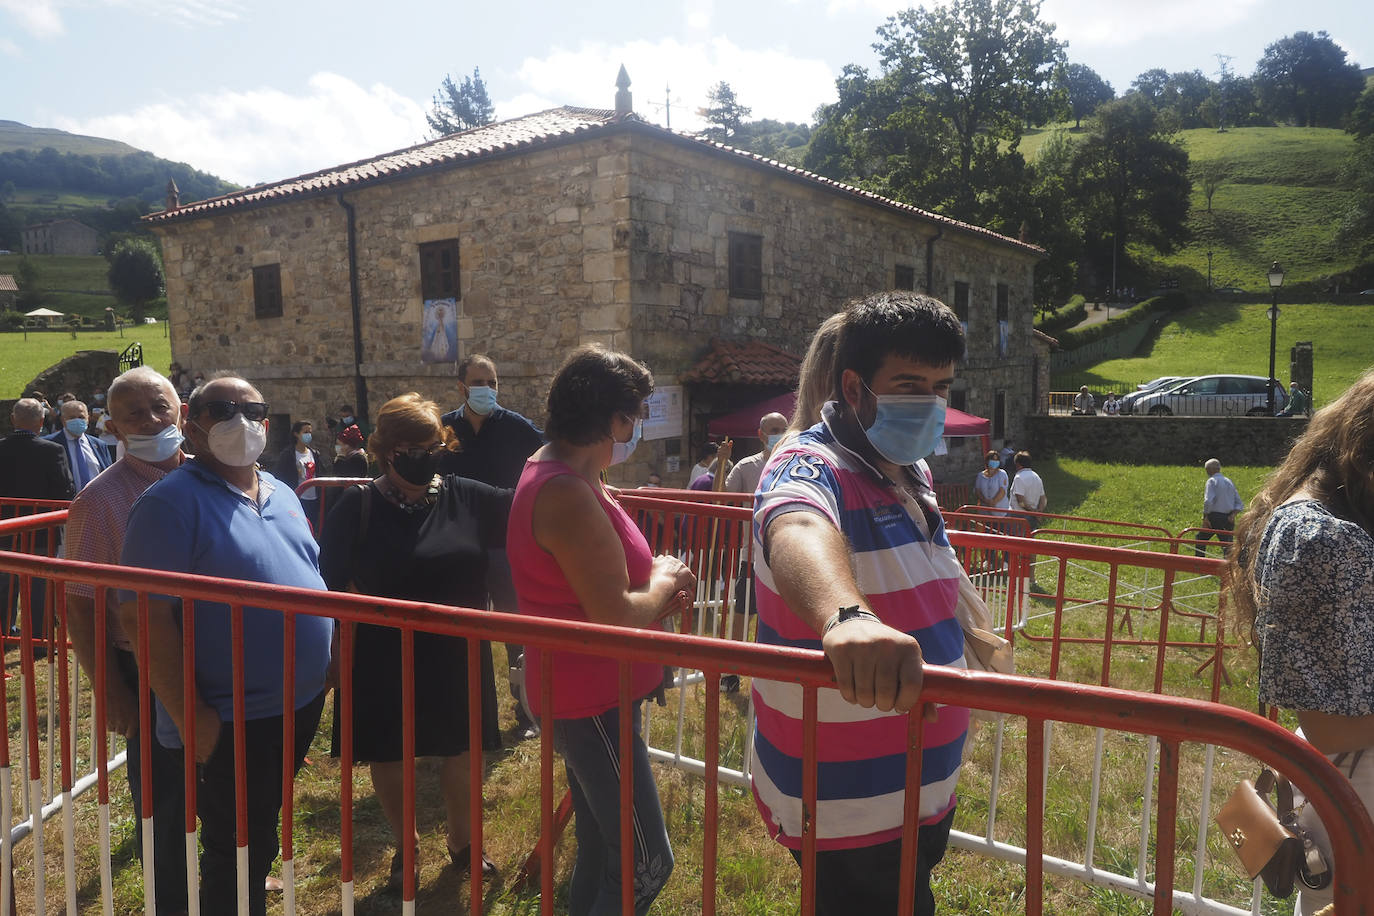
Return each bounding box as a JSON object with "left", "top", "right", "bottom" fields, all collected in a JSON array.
[{"left": 1129, "top": 374, "right": 1288, "bottom": 417}]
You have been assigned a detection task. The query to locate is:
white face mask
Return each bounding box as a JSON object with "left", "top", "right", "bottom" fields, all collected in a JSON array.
[
  {"left": 203, "top": 414, "right": 267, "bottom": 467},
  {"left": 123, "top": 424, "right": 184, "bottom": 463},
  {"left": 610, "top": 418, "right": 643, "bottom": 466}
]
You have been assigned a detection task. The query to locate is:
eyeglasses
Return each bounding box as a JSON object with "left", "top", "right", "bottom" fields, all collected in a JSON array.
[
  {"left": 203, "top": 400, "right": 270, "bottom": 422},
  {"left": 392, "top": 443, "right": 445, "bottom": 462}
]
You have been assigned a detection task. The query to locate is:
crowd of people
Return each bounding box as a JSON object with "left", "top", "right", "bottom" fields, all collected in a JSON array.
[{"left": 0, "top": 286, "right": 1368, "bottom": 914}]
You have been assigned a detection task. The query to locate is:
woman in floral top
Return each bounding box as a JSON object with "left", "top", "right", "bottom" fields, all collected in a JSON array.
[{"left": 1228, "top": 368, "right": 1374, "bottom": 914}]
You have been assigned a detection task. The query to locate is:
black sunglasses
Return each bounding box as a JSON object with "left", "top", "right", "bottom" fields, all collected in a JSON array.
[
  {"left": 204, "top": 400, "right": 270, "bottom": 422},
  {"left": 392, "top": 443, "right": 445, "bottom": 462}
]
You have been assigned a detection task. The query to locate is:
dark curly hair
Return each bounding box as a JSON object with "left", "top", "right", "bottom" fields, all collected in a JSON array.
[
  {"left": 831, "top": 291, "right": 966, "bottom": 412},
  {"left": 545, "top": 346, "right": 653, "bottom": 447}
]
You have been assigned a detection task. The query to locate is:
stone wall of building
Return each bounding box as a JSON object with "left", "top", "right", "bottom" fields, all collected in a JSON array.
[
  {"left": 156, "top": 135, "right": 633, "bottom": 432},
  {"left": 1023, "top": 415, "right": 1309, "bottom": 466},
  {"left": 22, "top": 220, "right": 100, "bottom": 256},
  {"left": 619, "top": 133, "right": 1039, "bottom": 483}
]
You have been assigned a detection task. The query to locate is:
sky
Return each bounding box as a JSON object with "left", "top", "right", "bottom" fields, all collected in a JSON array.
[{"left": 1, "top": 0, "right": 1367, "bottom": 188}]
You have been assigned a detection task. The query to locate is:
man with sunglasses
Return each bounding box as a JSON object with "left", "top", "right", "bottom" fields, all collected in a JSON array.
[{"left": 118, "top": 376, "right": 332, "bottom": 916}]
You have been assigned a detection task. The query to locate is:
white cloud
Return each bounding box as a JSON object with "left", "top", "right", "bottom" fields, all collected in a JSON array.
[
  {"left": 0, "top": 0, "right": 64, "bottom": 36},
  {"left": 511, "top": 36, "right": 837, "bottom": 130},
  {"left": 54, "top": 73, "right": 428, "bottom": 186},
  {"left": 0, "top": 36, "right": 21, "bottom": 56},
  {"left": 0, "top": 0, "right": 241, "bottom": 37},
  {"left": 1042, "top": 0, "right": 1262, "bottom": 47}
]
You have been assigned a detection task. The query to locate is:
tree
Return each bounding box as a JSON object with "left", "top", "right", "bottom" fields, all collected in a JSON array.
[
  {"left": 700, "top": 82, "right": 752, "bottom": 142},
  {"left": 426, "top": 68, "right": 496, "bottom": 137},
  {"left": 1253, "top": 31, "right": 1364, "bottom": 128},
  {"left": 15, "top": 256, "right": 44, "bottom": 310},
  {"left": 1073, "top": 96, "right": 1192, "bottom": 286},
  {"left": 1129, "top": 69, "right": 1215, "bottom": 128},
  {"left": 1056, "top": 63, "right": 1114, "bottom": 128},
  {"left": 1339, "top": 84, "right": 1374, "bottom": 253},
  {"left": 1198, "top": 163, "right": 1226, "bottom": 212},
  {"left": 806, "top": 0, "right": 1064, "bottom": 223},
  {"left": 107, "top": 238, "right": 164, "bottom": 323}
]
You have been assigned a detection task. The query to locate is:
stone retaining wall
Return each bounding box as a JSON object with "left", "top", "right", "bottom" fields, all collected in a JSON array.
[{"left": 1023, "top": 414, "right": 1309, "bottom": 466}]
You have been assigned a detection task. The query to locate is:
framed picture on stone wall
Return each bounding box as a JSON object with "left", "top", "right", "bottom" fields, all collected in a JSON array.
[{"left": 421, "top": 298, "right": 458, "bottom": 364}]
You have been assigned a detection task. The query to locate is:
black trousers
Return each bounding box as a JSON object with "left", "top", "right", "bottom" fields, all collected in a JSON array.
[
  {"left": 195, "top": 691, "right": 325, "bottom": 916},
  {"left": 790, "top": 807, "right": 955, "bottom": 916},
  {"left": 114, "top": 649, "right": 189, "bottom": 912},
  {"left": 1194, "top": 511, "right": 1235, "bottom": 556}
]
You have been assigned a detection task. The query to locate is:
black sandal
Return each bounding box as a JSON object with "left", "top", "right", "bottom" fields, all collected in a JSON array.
[{"left": 448, "top": 843, "right": 497, "bottom": 877}]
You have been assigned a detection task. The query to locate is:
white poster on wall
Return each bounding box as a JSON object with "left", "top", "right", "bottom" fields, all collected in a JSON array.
[{"left": 643, "top": 385, "right": 683, "bottom": 441}]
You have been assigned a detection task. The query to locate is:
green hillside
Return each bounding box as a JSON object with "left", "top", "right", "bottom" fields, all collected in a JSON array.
[
  {"left": 1021, "top": 124, "right": 1363, "bottom": 290},
  {"left": 1055, "top": 300, "right": 1374, "bottom": 408},
  {"left": 0, "top": 120, "right": 142, "bottom": 157}
]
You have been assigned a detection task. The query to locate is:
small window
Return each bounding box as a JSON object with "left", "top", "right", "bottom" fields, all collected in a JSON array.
[
  {"left": 993, "top": 390, "right": 1007, "bottom": 440},
  {"left": 419, "top": 238, "right": 461, "bottom": 301},
  {"left": 996, "top": 284, "right": 1009, "bottom": 321},
  {"left": 728, "top": 232, "right": 763, "bottom": 300},
  {"left": 895, "top": 264, "right": 916, "bottom": 291},
  {"left": 949, "top": 389, "right": 967, "bottom": 412},
  {"left": 252, "top": 264, "right": 282, "bottom": 319},
  {"left": 953, "top": 281, "right": 970, "bottom": 336}
]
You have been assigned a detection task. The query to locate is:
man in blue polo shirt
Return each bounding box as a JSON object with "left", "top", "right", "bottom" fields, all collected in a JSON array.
[
  {"left": 118, "top": 375, "right": 331, "bottom": 916},
  {"left": 439, "top": 353, "right": 544, "bottom": 736}
]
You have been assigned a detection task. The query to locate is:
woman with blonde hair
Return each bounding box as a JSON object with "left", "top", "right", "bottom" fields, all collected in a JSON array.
[
  {"left": 1226, "top": 368, "right": 1374, "bottom": 915},
  {"left": 788, "top": 311, "right": 845, "bottom": 434},
  {"left": 319, "top": 393, "right": 510, "bottom": 887}
]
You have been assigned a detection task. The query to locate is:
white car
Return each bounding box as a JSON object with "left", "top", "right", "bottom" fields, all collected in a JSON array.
[{"left": 1129, "top": 374, "right": 1287, "bottom": 417}]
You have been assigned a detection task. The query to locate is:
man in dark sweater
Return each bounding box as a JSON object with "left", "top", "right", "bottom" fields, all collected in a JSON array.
[
  {"left": 439, "top": 354, "right": 544, "bottom": 736},
  {"left": 0, "top": 397, "right": 74, "bottom": 644}
]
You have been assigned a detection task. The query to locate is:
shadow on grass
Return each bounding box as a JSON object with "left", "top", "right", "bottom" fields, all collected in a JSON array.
[{"left": 1038, "top": 456, "right": 1099, "bottom": 514}]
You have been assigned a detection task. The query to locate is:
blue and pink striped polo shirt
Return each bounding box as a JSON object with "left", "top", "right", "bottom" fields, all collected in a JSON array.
[{"left": 749, "top": 413, "right": 968, "bottom": 851}]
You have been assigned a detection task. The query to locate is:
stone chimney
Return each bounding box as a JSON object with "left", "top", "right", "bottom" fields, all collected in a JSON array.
[
  {"left": 615, "top": 65, "right": 632, "bottom": 117},
  {"left": 165, "top": 178, "right": 180, "bottom": 211}
]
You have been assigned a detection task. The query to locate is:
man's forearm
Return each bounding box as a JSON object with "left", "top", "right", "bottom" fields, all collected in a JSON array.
[
  {"left": 765, "top": 512, "right": 867, "bottom": 634},
  {"left": 117, "top": 599, "right": 196, "bottom": 732}
]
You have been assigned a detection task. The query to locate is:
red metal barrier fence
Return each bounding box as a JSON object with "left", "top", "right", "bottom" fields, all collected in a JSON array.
[{"left": 3, "top": 506, "right": 1373, "bottom": 914}]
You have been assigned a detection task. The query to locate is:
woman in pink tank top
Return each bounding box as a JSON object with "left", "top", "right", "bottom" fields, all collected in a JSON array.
[{"left": 507, "top": 346, "right": 695, "bottom": 915}]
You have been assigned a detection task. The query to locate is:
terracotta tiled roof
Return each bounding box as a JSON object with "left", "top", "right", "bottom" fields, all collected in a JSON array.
[
  {"left": 1033, "top": 328, "right": 1059, "bottom": 348},
  {"left": 143, "top": 106, "right": 1044, "bottom": 257},
  {"left": 680, "top": 338, "right": 802, "bottom": 386},
  {"left": 145, "top": 107, "right": 625, "bottom": 223},
  {"left": 0, "top": 274, "right": 17, "bottom": 292}
]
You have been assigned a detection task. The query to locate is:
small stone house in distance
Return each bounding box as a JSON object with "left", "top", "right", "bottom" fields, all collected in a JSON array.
[
  {"left": 146, "top": 73, "right": 1043, "bottom": 486},
  {"left": 22, "top": 218, "right": 100, "bottom": 256}
]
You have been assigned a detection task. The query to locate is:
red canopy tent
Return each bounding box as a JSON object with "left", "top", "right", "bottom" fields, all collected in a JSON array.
[{"left": 707, "top": 391, "right": 991, "bottom": 452}]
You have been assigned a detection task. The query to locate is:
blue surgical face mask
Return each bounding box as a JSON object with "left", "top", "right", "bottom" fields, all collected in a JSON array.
[
  {"left": 466, "top": 385, "right": 498, "bottom": 416},
  {"left": 123, "top": 424, "right": 184, "bottom": 463},
  {"left": 65, "top": 418, "right": 88, "bottom": 436},
  {"left": 300, "top": 432, "right": 313, "bottom": 445},
  {"left": 610, "top": 418, "right": 643, "bottom": 466},
  {"left": 860, "top": 390, "right": 946, "bottom": 466},
  {"left": 341, "top": 414, "right": 355, "bottom": 426},
  {"left": 988, "top": 459, "right": 1000, "bottom": 469},
  {"left": 766, "top": 433, "right": 785, "bottom": 451}
]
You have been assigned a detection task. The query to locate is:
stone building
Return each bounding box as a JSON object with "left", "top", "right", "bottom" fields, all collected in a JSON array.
[
  {"left": 146, "top": 77, "right": 1043, "bottom": 486},
  {"left": 22, "top": 218, "right": 99, "bottom": 256},
  {"left": 0, "top": 274, "right": 16, "bottom": 310}
]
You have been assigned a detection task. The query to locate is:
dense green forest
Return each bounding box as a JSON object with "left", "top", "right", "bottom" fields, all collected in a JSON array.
[{"left": 0, "top": 146, "right": 235, "bottom": 205}]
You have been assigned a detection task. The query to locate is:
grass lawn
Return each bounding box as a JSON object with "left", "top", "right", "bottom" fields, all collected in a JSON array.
[
  {"left": 0, "top": 329, "right": 171, "bottom": 397},
  {"left": 0, "top": 253, "right": 126, "bottom": 321},
  {"left": 1053, "top": 300, "right": 1374, "bottom": 408}
]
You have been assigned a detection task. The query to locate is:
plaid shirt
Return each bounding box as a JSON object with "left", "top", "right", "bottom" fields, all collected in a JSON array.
[{"left": 65, "top": 454, "right": 180, "bottom": 649}]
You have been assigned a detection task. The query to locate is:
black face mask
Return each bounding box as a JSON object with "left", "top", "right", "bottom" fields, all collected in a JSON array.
[{"left": 390, "top": 451, "right": 441, "bottom": 486}]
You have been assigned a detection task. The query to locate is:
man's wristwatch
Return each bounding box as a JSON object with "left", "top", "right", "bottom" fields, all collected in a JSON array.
[{"left": 823, "top": 604, "right": 881, "bottom": 634}]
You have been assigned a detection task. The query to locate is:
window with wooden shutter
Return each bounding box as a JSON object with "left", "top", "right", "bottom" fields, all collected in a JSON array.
[
  {"left": 953, "top": 281, "right": 970, "bottom": 337},
  {"left": 419, "top": 239, "right": 461, "bottom": 301},
  {"left": 895, "top": 264, "right": 916, "bottom": 291},
  {"left": 252, "top": 264, "right": 282, "bottom": 319},
  {"left": 728, "top": 232, "right": 763, "bottom": 300}
]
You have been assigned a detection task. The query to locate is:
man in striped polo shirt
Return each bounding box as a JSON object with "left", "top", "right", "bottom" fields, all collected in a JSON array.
[{"left": 750, "top": 292, "right": 969, "bottom": 915}]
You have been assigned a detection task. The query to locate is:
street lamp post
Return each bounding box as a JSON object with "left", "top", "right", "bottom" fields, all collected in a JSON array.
[{"left": 1267, "top": 261, "right": 1285, "bottom": 415}]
